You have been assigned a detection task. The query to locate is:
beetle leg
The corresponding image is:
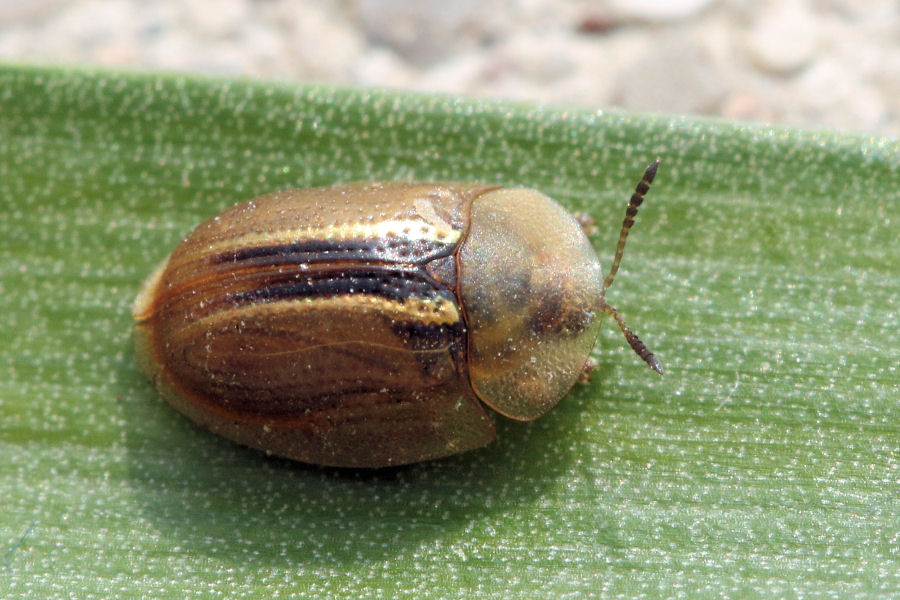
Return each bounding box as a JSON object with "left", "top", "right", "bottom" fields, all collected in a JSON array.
[
  {"left": 577, "top": 356, "right": 598, "bottom": 383},
  {"left": 572, "top": 211, "right": 598, "bottom": 237}
]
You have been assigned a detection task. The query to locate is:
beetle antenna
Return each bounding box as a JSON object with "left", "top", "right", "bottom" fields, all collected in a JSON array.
[
  {"left": 599, "top": 160, "right": 662, "bottom": 374},
  {"left": 603, "top": 159, "right": 659, "bottom": 291},
  {"left": 599, "top": 300, "right": 663, "bottom": 374}
]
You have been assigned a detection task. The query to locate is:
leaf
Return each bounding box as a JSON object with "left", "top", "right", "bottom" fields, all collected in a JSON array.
[{"left": 1, "top": 63, "right": 898, "bottom": 598}]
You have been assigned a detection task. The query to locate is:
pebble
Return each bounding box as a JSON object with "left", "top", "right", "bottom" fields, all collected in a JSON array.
[
  {"left": 0, "top": 0, "right": 895, "bottom": 136},
  {"left": 613, "top": 34, "right": 727, "bottom": 115},
  {"left": 606, "top": 0, "right": 717, "bottom": 22},
  {"left": 745, "top": 0, "right": 819, "bottom": 74},
  {"left": 355, "top": 0, "right": 505, "bottom": 67}
]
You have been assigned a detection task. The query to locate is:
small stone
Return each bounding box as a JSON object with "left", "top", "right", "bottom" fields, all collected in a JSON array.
[
  {"left": 282, "top": 4, "right": 364, "bottom": 79},
  {"left": 494, "top": 33, "right": 578, "bottom": 82},
  {"left": 183, "top": 0, "right": 249, "bottom": 38},
  {"left": 792, "top": 59, "right": 888, "bottom": 132},
  {"left": 612, "top": 35, "right": 727, "bottom": 114},
  {"left": 352, "top": 47, "right": 414, "bottom": 89},
  {"left": 355, "top": 0, "right": 508, "bottom": 66},
  {"left": 721, "top": 92, "right": 774, "bottom": 123},
  {"left": 745, "top": 0, "right": 819, "bottom": 74},
  {"left": 607, "top": 0, "right": 716, "bottom": 22},
  {"left": 0, "top": 0, "right": 69, "bottom": 24}
]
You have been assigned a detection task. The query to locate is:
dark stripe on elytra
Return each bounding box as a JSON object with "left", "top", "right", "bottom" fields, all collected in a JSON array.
[
  {"left": 390, "top": 320, "right": 465, "bottom": 352},
  {"left": 213, "top": 237, "right": 457, "bottom": 267},
  {"left": 196, "top": 321, "right": 467, "bottom": 416},
  {"left": 227, "top": 266, "right": 457, "bottom": 306}
]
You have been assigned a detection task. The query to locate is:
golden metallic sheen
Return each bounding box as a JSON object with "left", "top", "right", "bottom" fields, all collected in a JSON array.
[{"left": 134, "top": 165, "right": 661, "bottom": 468}]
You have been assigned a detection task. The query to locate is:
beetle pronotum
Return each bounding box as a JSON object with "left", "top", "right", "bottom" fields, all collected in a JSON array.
[{"left": 133, "top": 161, "right": 661, "bottom": 467}]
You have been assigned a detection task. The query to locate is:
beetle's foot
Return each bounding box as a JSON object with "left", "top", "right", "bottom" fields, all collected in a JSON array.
[
  {"left": 577, "top": 357, "right": 599, "bottom": 384},
  {"left": 573, "top": 211, "right": 598, "bottom": 237}
]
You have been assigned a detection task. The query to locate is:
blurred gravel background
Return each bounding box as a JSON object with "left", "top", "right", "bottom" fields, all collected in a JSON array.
[{"left": 1, "top": 0, "right": 897, "bottom": 136}]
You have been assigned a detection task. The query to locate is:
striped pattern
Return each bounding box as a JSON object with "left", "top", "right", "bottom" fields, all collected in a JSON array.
[
  {"left": 228, "top": 266, "right": 455, "bottom": 310},
  {"left": 134, "top": 182, "right": 500, "bottom": 467},
  {"left": 207, "top": 218, "right": 461, "bottom": 264},
  {"left": 206, "top": 218, "right": 462, "bottom": 326}
]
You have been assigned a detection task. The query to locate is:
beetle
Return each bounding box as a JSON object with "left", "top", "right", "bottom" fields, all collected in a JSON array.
[{"left": 133, "top": 161, "right": 662, "bottom": 467}]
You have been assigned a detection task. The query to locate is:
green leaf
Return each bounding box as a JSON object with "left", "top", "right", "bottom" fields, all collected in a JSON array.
[{"left": 2, "top": 63, "right": 898, "bottom": 598}]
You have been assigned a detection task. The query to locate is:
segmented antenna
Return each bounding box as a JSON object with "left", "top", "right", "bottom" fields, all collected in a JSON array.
[
  {"left": 603, "top": 159, "right": 659, "bottom": 291},
  {"left": 600, "top": 160, "right": 663, "bottom": 375},
  {"left": 600, "top": 302, "right": 663, "bottom": 374}
]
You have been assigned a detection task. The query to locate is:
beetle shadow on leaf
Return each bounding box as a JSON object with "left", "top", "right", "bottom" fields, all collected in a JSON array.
[{"left": 118, "top": 356, "right": 604, "bottom": 568}]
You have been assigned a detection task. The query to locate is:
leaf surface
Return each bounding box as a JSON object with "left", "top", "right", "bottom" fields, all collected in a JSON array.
[{"left": 2, "top": 64, "right": 898, "bottom": 598}]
